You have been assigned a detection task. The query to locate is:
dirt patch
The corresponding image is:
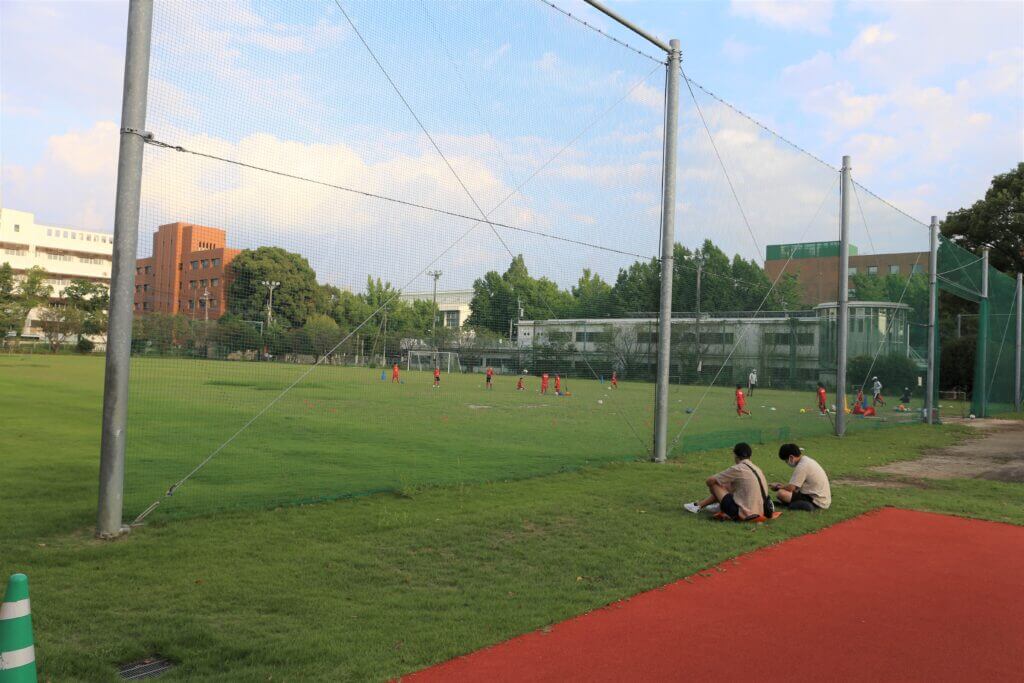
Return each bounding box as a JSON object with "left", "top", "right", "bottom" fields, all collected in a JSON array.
[
  {"left": 872, "top": 419, "right": 1024, "bottom": 483},
  {"left": 833, "top": 478, "right": 915, "bottom": 489}
]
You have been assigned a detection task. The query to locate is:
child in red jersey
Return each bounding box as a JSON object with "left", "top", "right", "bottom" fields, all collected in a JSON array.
[
  {"left": 485, "top": 366, "right": 494, "bottom": 389},
  {"left": 554, "top": 374, "right": 561, "bottom": 394},
  {"left": 816, "top": 382, "right": 828, "bottom": 414},
  {"left": 516, "top": 375, "right": 524, "bottom": 391},
  {"left": 392, "top": 363, "right": 400, "bottom": 383},
  {"left": 433, "top": 366, "right": 441, "bottom": 388},
  {"left": 541, "top": 372, "right": 549, "bottom": 394},
  {"left": 735, "top": 384, "right": 751, "bottom": 417},
  {"left": 610, "top": 371, "right": 618, "bottom": 389}
]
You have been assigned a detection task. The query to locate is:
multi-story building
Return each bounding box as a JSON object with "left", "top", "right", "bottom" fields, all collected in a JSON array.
[
  {"left": 0, "top": 207, "right": 113, "bottom": 337},
  {"left": 764, "top": 241, "right": 928, "bottom": 306},
  {"left": 134, "top": 222, "right": 240, "bottom": 319},
  {"left": 399, "top": 288, "right": 474, "bottom": 329}
]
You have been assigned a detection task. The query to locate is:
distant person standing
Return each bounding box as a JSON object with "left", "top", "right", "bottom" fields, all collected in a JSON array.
[
  {"left": 541, "top": 372, "right": 550, "bottom": 394},
  {"left": 816, "top": 382, "right": 828, "bottom": 415},
  {"left": 392, "top": 363, "right": 400, "bottom": 383},
  {"left": 900, "top": 386, "right": 912, "bottom": 404},
  {"left": 516, "top": 375, "right": 525, "bottom": 391},
  {"left": 554, "top": 374, "right": 562, "bottom": 394},
  {"left": 485, "top": 366, "right": 494, "bottom": 390},
  {"left": 433, "top": 365, "right": 441, "bottom": 389},
  {"left": 748, "top": 368, "right": 758, "bottom": 396},
  {"left": 872, "top": 377, "right": 885, "bottom": 407},
  {"left": 610, "top": 370, "right": 618, "bottom": 389}
]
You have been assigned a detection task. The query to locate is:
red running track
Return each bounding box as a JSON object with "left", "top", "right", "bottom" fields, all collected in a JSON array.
[{"left": 408, "top": 508, "right": 1024, "bottom": 682}]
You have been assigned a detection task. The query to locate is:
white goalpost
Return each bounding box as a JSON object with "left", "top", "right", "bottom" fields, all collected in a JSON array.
[{"left": 407, "top": 350, "right": 462, "bottom": 373}]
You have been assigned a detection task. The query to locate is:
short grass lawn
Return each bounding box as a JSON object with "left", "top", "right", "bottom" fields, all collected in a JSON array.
[{"left": 1, "top": 354, "right": 1021, "bottom": 681}]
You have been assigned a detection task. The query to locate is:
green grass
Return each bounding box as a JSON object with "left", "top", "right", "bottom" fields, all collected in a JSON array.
[
  {"left": 7, "top": 354, "right": 914, "bottom": 521},
  {"left": 1, "top": 354, "right": 1021, "bottom": 681}
]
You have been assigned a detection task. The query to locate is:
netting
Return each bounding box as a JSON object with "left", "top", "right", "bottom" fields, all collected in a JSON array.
[
  {"left": 125, "top": 0, "right": 668, "bottom": 521},
  {"left": 120, "top": 1, "right": 1018, "bottom": 523},
  {"left": 936, "top": 236, "right": 1019, "bottom": 417}
]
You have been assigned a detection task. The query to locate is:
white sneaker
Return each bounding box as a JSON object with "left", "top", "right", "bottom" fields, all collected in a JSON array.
[{"left": 683, "top": 502, "right": 701, "bottom": 514}]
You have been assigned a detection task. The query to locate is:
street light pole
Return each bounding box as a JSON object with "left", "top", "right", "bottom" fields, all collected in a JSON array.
[
  {"left": 427, "top": 270, "right": 442, "bottom": 347},
  {"left": 260, "top": 280, "right": 280, "bottom": 328}
]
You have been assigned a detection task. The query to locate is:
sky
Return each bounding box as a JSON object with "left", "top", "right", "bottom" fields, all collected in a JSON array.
[{"left": 2, "top": 0, "right": 1021, "bottom": 292}]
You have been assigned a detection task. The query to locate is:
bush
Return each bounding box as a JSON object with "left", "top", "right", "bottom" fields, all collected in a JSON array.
[
  {"left": 846, "top": 354, "right": 921, "bottom": 397},
  {"left": 76, "top": 337, "right": 95, "bottom": 354},
  {"left": 940, "top": 335, "right": 975, "bottom": 392}
]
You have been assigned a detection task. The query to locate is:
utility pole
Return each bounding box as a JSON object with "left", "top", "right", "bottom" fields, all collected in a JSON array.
[
  {"left": 835, "top": 155, "right": 852, "bottom": 437},
  {"left": 427, "top": 270, "right": 442, "bottom": 348},
  {"left": 261, "top": 279, "right": 280, "bottom": 329},
  {"left": 926, "top": 216, "right": 939, "bottom": 424},
  {"left": 97, "top": 0, "right": 152, "bottom": 539}
]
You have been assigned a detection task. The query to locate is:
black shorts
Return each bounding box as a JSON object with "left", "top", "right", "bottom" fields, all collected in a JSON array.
[
  {"left": 720, "top": 493, "right": 741, "bottom": 519},
  {"left": 486, "top": 376, "right": 492, "bottom": 383},
  {"left": 789, "top": 490, "right": 820, "bottom": 509},
  {"left": 434, "top": 376, "right": 440, "bottom": 383}
]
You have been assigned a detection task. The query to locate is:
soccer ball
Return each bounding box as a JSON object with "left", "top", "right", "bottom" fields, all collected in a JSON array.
[
  {"left": 800, "top": 408, "right": 806, "bottom": 414},
  {"left": 770, "top": 407, "right": 776, "bottom": 411},
  {"left": 597, "top": 399, "right": 604, "bottom": 405},
  {"left": 969, "top": 413, "right": 976, "bottom": 419}
]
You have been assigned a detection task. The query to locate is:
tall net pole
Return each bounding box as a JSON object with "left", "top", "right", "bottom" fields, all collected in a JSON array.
[
  {"left": 974, "top": 247, "right": 990, "bottom": 417},
  {"left": 1016, "top": 272, "right": 1022, "bottom": 412},
  {"left": 97, "top": 0, "right": 152, "bottom": 538},
  {"left": 652, "top": 38, "right": 680, "bottom": 463},
  {"left": 835, "top": 155, "right": 851, "bottom": 436},
  {"left": 926, "top": 216, "right": 939, "bottom": 424}
]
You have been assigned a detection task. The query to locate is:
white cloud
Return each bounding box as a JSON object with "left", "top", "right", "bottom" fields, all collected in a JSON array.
[
  {"left": 628, "top": 81, "right": 663, "bottom": 111},
  {"left": 731, "top": 1, "right": 834, "bottom": 34},
  {"left": 3, "top": 120, "right": 119, "bottom": 231},
  {"left": 802, "top": 82, "right": 886, "bottom": 129}
]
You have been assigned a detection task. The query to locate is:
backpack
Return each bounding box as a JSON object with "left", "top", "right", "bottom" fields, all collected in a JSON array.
[{"left": 743, "top": 462, "right": 774, "bottom": 519}]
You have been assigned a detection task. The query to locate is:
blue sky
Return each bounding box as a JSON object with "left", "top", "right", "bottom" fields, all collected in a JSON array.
[{"left": 2, "top": 0, "right": 1021, "bottom": 291}]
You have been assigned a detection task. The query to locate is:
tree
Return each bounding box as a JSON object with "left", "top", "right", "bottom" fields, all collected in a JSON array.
[
  {"left": 227, "top": 247, "right": 326, "bottom": 328},
  {"left": 63, "top": 279, "right": 110, "bottom": 343},
  {"left": 941, "top": 163, "right": 1024, "bottom": 274},
  {"left": 571, "top": 269, "right": 618, "bottom": 318},
  {"left": 38, "top": 305, "right": 84, "bottom": 352},
  {"left": 467, "top": 255, "right": 572, "bottom": 335},
  {"left": 303, "top": 314, "right": 340, "bottom": 357},
  {"left": 0, "top": 265, "right": 51, "bottom": 341}
]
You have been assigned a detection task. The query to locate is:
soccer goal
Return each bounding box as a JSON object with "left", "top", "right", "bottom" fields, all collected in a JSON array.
[{"left": 407, "top": 350, "right": 462, "bottom": 373}]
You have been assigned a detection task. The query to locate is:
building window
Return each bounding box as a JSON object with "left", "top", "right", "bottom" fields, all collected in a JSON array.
[
  {"left": 867, "top": 266, "right": 878, "bottom": 275},
  {"left": 211, "top": 299, "right": 218, "bottom": 308},
  {"left": 143, "top": 284, "right": 150, "bottom": 292},
  {"left": 188, "top": 300, "right": 195, "bottom": 310},
  {"left": 47, "top": 229, "right": 52, "bottom": 236},
  {"left": 201, "top": 259, "right": 209, "bottom": 268},
  {"left": 212, "top": 258, "right": 221, "bottom": 267},
  {"left": 145, "top": 265, "right": 152, "bottom": 274},
  {"left": 191, "top": 261, "right": 199, "bottom": 270},
  {"left": 211, "top": 278, "right": 220, "bottom": 287},
  {"left": 849, "top": 267, "right": 857, "bottom": 276},
  {"left": 14, "top": 224, "right": 19, "bottom": 232},
  {"left": 199, "top": 299, "right": 206, "bottom": 309},
  {"left": 71, "top": 232, "right": 76, "bottom": 239},
  {"left": 63, "top": 231, "right": 69, "bottom": 238},
  {"left": 912, "top": 264, "right": 924, "bottom": 274},
  {"left": 200, "top": 279, "right": 207, "bottom": 287},
  {"left": 889, "top": 265, "right": 900, "bottom": 275}
]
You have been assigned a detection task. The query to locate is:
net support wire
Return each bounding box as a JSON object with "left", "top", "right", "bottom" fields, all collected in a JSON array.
[{"left": 133, "top": 0, "right": 672, "bottom": 521}]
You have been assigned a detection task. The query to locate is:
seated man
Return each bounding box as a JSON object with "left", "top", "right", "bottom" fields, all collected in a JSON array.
[
  {"left": 684, "top": 442, "right": 769, "bottom": 521},
  {"left": 770, "top": 444, "right": 832, "bottom": 511}
]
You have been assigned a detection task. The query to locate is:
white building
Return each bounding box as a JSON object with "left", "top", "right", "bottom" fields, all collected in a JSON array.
[
  {"left": 0, "top": 207, "right": 113, "bottom": 338},
  {"left": 399, "top": 288, "right": 473, "bottom": 329}
]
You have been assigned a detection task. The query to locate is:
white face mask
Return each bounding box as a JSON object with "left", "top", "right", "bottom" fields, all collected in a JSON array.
[{"left": 787, "top": 456, "right": 798, "bottom": 468}]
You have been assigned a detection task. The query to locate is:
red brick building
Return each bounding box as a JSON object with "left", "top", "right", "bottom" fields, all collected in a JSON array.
[{"left": 134, "top": 222, "right": 241, "bottom": 319}]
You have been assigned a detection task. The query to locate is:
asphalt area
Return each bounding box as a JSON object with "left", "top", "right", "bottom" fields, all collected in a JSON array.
[{"left": 407, "top": 508, "right": 1024, "bottom": 682}]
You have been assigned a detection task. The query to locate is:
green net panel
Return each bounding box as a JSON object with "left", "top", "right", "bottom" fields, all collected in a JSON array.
[{"left": 936, "top": 236, "right": 1019, "bottom": 417}]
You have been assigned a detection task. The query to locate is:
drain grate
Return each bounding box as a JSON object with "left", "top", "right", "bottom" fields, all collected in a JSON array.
[{"left": 119, "top": 657, "right": 175, "bottom": 680}]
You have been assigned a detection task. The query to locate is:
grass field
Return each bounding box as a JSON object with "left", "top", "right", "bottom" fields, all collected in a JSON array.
[
  {"left": 7, "top": 354, "right": 914, "bottom": 521},
  {"left": 2, "top": 354, "right": 1021, "bottom": 680}
]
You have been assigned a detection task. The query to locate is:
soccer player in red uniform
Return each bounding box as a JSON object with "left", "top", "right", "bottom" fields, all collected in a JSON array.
[
  {"left": 540, "top": 372, "right": 549, "bottom": 394},
  {"left": 610, "top": 371, "right": 618, "bottom": 389},
  {"left": 554, "top": 374, "right": 561, "bottom": 394},
  {"left": 485, "top": 366, "right": 494, "bottom": 389},
  {"left": 817, "top": 382, "right": 828, "bottom": 414},
  {"left": 735, "top": 384, "right": 751, "bottom": 417},
  {"left": 392, "top": 363, "right": 400, "bottom": 383},
  {"left": 516, "top": 376, "right": 524, "bottom": 391},
  {"left": 433, "top": 366, "right": 441, "bottom": 389}
]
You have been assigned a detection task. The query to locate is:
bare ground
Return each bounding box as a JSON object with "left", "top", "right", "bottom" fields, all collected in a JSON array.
[{"left": 869, "top": 419, "right": 1024, "bottom": 483}]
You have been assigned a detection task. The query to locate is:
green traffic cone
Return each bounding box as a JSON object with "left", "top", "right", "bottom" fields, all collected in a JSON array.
[{"left": 0, "top": 574, "right": 36, "bottom": 682}]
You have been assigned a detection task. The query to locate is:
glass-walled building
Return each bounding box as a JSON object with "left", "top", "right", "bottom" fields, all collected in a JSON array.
[{"left": 815, "top": 301, "right": 912, "bottom": 367}]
